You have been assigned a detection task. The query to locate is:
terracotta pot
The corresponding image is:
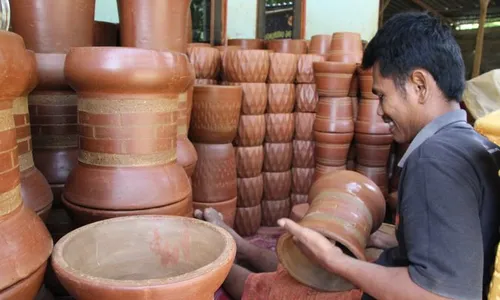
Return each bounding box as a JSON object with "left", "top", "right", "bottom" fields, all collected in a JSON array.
[
  {"left": 234, "top": 115, "right": 266, "bottom": 146},
  {"left": 215, "top": 46, "right": 242, "bottom": 82},
  {"left": 313, "top": 62, "right": 357, "bottom": 97},
  {"left": 261, "top": 198, "right": 291, "bottom": 226},
  {"left": 308, "top": 35, "right": 332, "bottom": 56},
  {"left": 294, "top": 112, "right": 315, "bottom": 141},
  {"left": 187, "top": 46, "right": 221, "bottom": 79},
  {"left": 267, "top": 83, "right": 295, "bottom": 113},
  {"left": 189, "top": 43, "right": 211, "bottom": 48},
  {"left": 290, "top": 203, "right": 309, "bottom": 222},
  {"left": 291, "top": 167, "right": 315, "bottom": 194},
  {"left": 315, "top": 143, "right": 352, "bottom": 166},
  {"left": 234, "top": 205, "right": 262, "bottom": 236},
  {"left": 292, "top": 140, "right": 315, "bottom": 168},
  {"left": 265, "top": 113, "right": 294, "bottom": 143},
  {"left": 194, "top": 79, "right": 218, "bottom": 85},
  {"left": 186, "top": 8, "right": 192, "bottom": 43},
  {"left": 52, "top": 215, "right": 236, "bottom": 300},
  {"left": 117, "top": 0, "right": 191, "bottom": 53},
  {"left": 93, "top": 21, "right": 118, "bottom": 46},
  {"left": 314, "top": 97, "right": 354, "bottom": 133},
  {"left": 262, "top": 171, "right": 292, "bottom": 201},
  {"left": 226, "top": 82, "right": 267, "bottom": 115},
  {"left": 295, "top": 84, "right": 319, "bottom": 112},
  {"left": 266, "top": 39, "right": 307, "bottom": 54},
  {"left": 326, "top": 51, "right": 363, "bottom": 64},
  {"left": 235, "top": 146, "right": 264, "bottom": 178},
  {"left": 313, "top": 163, "right": 346, "bottom": 182},
  {"left": 237, "top": 175, "right": 263, "bottom": 208},
  {"left": 355, "top": 99, "right": 390, "bottom": 134},
  {"left": 193, "top": 197, "right": 237, "bottom": 228},
  {"left": 268, "top": 53, "right": 298, "bottom": 83},
  {"left": 348, "top": 71, "right": 359, "bottom": 97},
  {"left": 63, "top": 47, "right": 192, "bottom": 210},
  {"left": 189, "top": 85, "right": 242, "bottom": 144},
  {"left": 347, "top": 159, "right": 356, "bottom": 171},
  {"left": 296, "top": 54, "right": 325, "bottom": 83},
  {"left": 357, "top": 67, "right": 378, "bottom": 99},
  {"left": 10, "top": 0, "right": 95, "bottom": 53},
  {"left": 291, "top": 194, "right": 309, "bottom": 206},
  {"left": 355, "top": 164, "right": 389, "bottom": 197},
  {"left": 355, "top": 133, "right": 393, "bottom": 167},
  {"left": 263, "top": 142, "right": 293, "bottom": 172},
  {"left": 329, "top": 32, "right": 363, "bottom": 55},
  {"left": 228, "top": 39, "right": 265, "bottom": 49},
  {"left": 0, "top": 262, "right": 47, "bottom": 300},
  {"left": 223, "top": 50, "right": 270, "bottom": 83},
  {"left": 352, "top": 97, "right": 359, "bottom": 120}
]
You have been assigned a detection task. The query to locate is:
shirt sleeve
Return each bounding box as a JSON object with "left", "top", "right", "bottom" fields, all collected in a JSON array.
[{"left": 401, "top": 154, "right": 483, "bottom": 300}]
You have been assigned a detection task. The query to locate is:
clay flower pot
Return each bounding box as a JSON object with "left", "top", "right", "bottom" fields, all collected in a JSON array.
[
  {"left": 355, "top": 99, "right": 391, "bottom": 135},
  {"left": 63, "top": 47, "right": 192, "bottom": 212},
  {"left": 266, "top": 39, "right": 307, "bottom": 54},
  {"left": 236, "top": 146, "right": 264, "bottom": 178},
  {"left": 267, "top": 83, "right": 295, "bottom": 113},
  {"left": 314, "top": 131, "right": 354, "bottom": 166},
  {"left": 265, "top": 113, "right": 294, "bottom": 143},
  {"left": 193, "top": 197, "right": 237, "bottom": 228},
  {"left": 194, "top": 78, "right": 218, "bottom": 85},
  {"left": 330, "top": 32, "right": 363, "bottom": 53},
  {"left": 237, "top": 175, "right": 264, "bottom": 207},
  {"left": 314, "top": 97, "right": 354, "bottom": 133},
  {"left": 291, "top": 194, "right": 309, "bottom": 206},
  {"left": 357, "top": 67, "right": 378, "bottom": 99},
  {"left": 295, "top": 83, "right": 319, "bottom": 112},
  {"left": 52, "top": 216, "right": 236, "bottom": 300},
  {"left": 308, "top": 35, "right": 332, "bottom": 56},
  {"left": 228, "top": 39, "right": 265, "bottom": 49},
  {"left": 234, "top": 115, "right": 266, "bottom": 146},
  {"left": 187, "top": 46, "right": 221, "bottom": 79},
  {"left": 290, "top": 203, "right": 309, "bottom": 222},
  {"left": 234, "top": 205, "right": 262, "bottom": 237},
  {"left": 355, "top": 164, "right": 389, "bottom": 197},
  {"left": 262, "top": 171, "right": 292, "bottom": 201},
  {"left": 189, "top": 85, "right": 242, "bottom": 144},
  {"left": 223, "top": 50, "right": 270, "bottom": 83},
  {"left": 296, "top": 54, "right": 325, "bottom": 83},
  {"left": 226, "top": 82, "right": 267, "bottom": 115},
  {"left": 118, "top": 0, "right": 192, "bottom": 53},
  {"left": 355, "top": 133, "right": 393, "bottom": 167},
  {"left": 261, "top": 198, "right": 291, "bottom": 226},
  {"left": 348, "top": 71, "right": 359, "bottom": 97},
  {"left": 93, "top": 21, "right": 118, "bottom": 46},
  {"left": 313, "top": 164, "right": 346, "bottom": 182},
  {"left": 10, "top": 0, "right": 96, "bottom": 53},
  {"left": 268, "top": 53, "right": 298, "bottom": 83},
  {"left": 294, "top": 112, "right": 315, "bottom": 141},
  {"left": 292, "top": 140, "right": 315, "bottom": 168},
  {"left": 292, "top": 167, "right": 315, "bottom": 194},
  {"left": 191, "top": 143, "right": 237, "bottom": 203},
  {"left": 313, "top": 62, "right": 357, "bottom": 97},
  {"left": 263, "top": 142, "right": 293, "bottom": 172}
]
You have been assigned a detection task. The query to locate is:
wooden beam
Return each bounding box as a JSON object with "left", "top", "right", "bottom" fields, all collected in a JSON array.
[
  {"left": 472, "top": 0, "right": 490, "bottom": 77},
  {"left": 410, "top": 0, "right": 453, "bottom": 24}
]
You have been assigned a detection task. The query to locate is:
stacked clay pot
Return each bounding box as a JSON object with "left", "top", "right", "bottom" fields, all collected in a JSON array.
[
  {"left": 266, "top": 39, "right": 308, "bottom": 55},
  {"left": 228, "top": 39, "right": 265, "bottom": 50},
  {"left": 189, "top": 85, "right": 242, "bottom": 228},
  {"left": 61, "top": 47, "right": 194, "bottom": 226},
  {"left": 308, "top": 35, "right": 332, "bottom": 57},
  {"left": 224, "top": 49, "right": 270, "bottom": 236},
  {"left": 326, "top": 32, "right": 363, "bottom": 64},
  {"left": 187, "top": 44, "right": 221, "bottom": 85},
  {"left": 277, "top": 170, "right": 386, "bottom": 292},
  {"left": 262, "top": 52, "right": 298, "bottom": 226},
  {"left": 0, "top": 30, "right": 53, "bottom": 300}
]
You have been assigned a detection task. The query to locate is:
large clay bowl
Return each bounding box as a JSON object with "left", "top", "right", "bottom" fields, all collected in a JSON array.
[
  {"left": 52, "top": 215, "right": 236, "bottom": 300},
  {"left": 357, "top": 67, "right": 378, "bottom": 99},
  {"left": 268, "top": 53, "right": 298, "bottom": 83},
  {"left": 228, "top": 39, "right": 265, "bottom": 49},
  {"left": 295, "top": 84, "right": 318, "bottom": 113},
  {"left": 265, "top": 113, "right": 294, "bottom": 143},
  {"left": 237, "top": 175, "right": 264, "bottom": 208},
  {"left": 223, "top": 50, "right": 270, "bottom": 83},
  {"left": 313, "top": 62, "right": 356, "bottom": 97},
  {"left": 234, "top": 205, "right": 262, "bottom": 237},
  {"left": 314, "top": 97, "right": 354, "bottom": 133},
  {"left": 0, "top": 262, "right": 47, "bottom": 300},
  {"left": 308, "top": 35, "right": 332, "bottom": 56},
  {"left": 262, "top": 171, "right": 292, "bottom": 201},
  {"left": 266, "top": 39, "right": 307, "bottom": 54},
  {"left": 189, "top": 85, "right": 242, "bottom": 144},
  {"left": 261, "top": 198, "right": 291, "bottom": 226},
  {"left": 267, "top": 83, "right": 295, "bottom": 113},
  {"left": 294, "top": 112, "right": 315, "bottom": 141},
  {"left": 313, "top": 164, "right": 346, "bottom": 182},
  {"left": 187, "top": 46, "right": 221, "bottom": 79},
  {"left": 292, "top": 167, "right": 315, "bottom": 194},
  {"left": 225, "top": 82, "right": 267, "bottom": 115},
  {"left": 234, "top": 115, "right": 266, "bottom": 147},
  {"left": 297, "top": 54, "right": 325, "bottom": 83},
  {"left": 93, "top": 21, "right": 119, "bottom": 46},
  {"left": 236, "top": 146, "right": 264, "bottom": 178},
  {"left": 192, "top": 197, "right": 237, "bottom": 228},
  {"left": 263, "top": 142, "right": 293, "bottom": 172}
]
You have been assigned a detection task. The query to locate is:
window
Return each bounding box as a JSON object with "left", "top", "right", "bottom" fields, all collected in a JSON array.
[{"left": 258, "top": 0, "right": 305, "bottom": 40}]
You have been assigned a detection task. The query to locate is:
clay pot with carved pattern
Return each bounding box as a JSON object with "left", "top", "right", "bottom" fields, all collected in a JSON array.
[
  {"left": 228, "top": 39, "right": 265, "bottom": 50},
  {"left": 295, "top": 84, "right": 318, "bottom": 112},
  {"left": 314, "top": 97, "right": 354, "bottom": 133},
  {"left": 313, "top": 62, "right": 357, "bottom": 97},
  {"left": 261, "top": 198, "right": 291, "bottom": 226},
  {"left": 262, "top": 171, "right": 292, "bottom": 201},
  {"left": 187, "top": 46, "right": 221, "bottom": 79},
  {"left": 291, "top": 193, "right": 309, "bottom": 206},
  {"left": 266, "top": 39, "right": 307, "bottom": 54},
  {"left": 267, "top": 84, "right": 295, "bottom": 113},
  {"left": 308, "top": 35, "right": 332, "bottom": 56},
  {"left": 296, "top": 54, "right": 324, "bottom": 83},
  {"left": 234, "top": 115, "right": 266, "bottom": 146},
  {"left": 237, "top": 175, "right": 264, "bottom": 207},
  {"left": 265, "top": 113, "right": 294, "bottom": 143},
  {"left": 223, "top": 50, "right": 270, "bottom": 83},
  {"left": 294, "top": 112, "right": 315, "bottom": 141},
  {"left": 226, "top": 82, "right": 267, "bottom": 115},
  {"left": 62, "top": 47, "right": 192, "bottom": 222},
  {"left": 292, "top": 140, "right": 315, "bottom": 168},
  {"left": 268, "top": 53, "right": 298, "bottom": 83},
  {"left": 93, "top": 21, "right": 118, "bottom": 46},
  {"left": 263, "top": 142, "right": 293, "bottom": 172},
  {"left": 235, "top": 205, "right": 262, "bottom": 236},
  {"left": 235, "top": 146, "right": 264, "bottom": 178},
  {"left": 292, "top": 167, "right": 315, "bottom": 195}
]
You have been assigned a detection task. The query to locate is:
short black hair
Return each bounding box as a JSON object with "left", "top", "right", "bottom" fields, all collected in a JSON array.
[{"left": 362, "top": 12, "right": 465, "bottom": 102}]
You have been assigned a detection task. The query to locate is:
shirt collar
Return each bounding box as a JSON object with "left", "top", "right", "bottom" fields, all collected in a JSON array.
[{"left": 397, "top": 109, "right": 467, "bottom": 168}]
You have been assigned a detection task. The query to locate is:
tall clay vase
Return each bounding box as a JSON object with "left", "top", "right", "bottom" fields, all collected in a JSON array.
[
  {"left": 62, "top": 47, "right": 193, "bottom": 225},
  {"left": 0, "top": 31, "right": 53, "bottom": 300},
  {"left": 14, "top": 50, "right": 53, "bottom": 222}
]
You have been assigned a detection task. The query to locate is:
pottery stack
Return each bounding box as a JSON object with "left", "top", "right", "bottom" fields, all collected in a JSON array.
[
  {"left": 187, "top": 44, "right": 221, "bottom": 85},
  {"left": 189, "top": 85, "right": 242, "bottom": 228},
  {"left": 224, "top": 49, "right": 270, "bottom": 236},
  {"left": 307, "top": 34, "right": 332, "bottom": 57},
  {"left": 266, "top": 39, "right": 308, "bottom": 55},
  {"left": 228, "top": 39, "right": 265, "bottom": 50}
]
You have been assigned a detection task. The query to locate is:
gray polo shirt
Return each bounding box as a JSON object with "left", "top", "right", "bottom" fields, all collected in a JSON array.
[{"left": 362, "top": 109, "right": 500, "bottom": 300}]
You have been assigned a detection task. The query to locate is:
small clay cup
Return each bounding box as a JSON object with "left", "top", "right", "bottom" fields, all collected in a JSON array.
[
  {"left": 263, "top": 142, "right": 293, "bottom": 172},
  {"left": 314, "top": 97, "right": 354, "bottom": 133},
  {"left": 292, "top": 140, "right": 315, "bottom": 168},
  {"left": 237, "top": 175, "right": 264, "bottom": 207},
  {"left": 266, "top": 39, "right": 307, "bottom": 54},
  {"left": 291, "top": 167, "right": 315, "bottom": 194},
  {"left": 296, "top": 54, "right": 325, "bottom": 83},
  {"left": 235, "top": 146, "right": 264, "bottom": 178},
  {"left": 262, "top": 171, "right": 292, "bottom": 201},
  {"left": 295, "top": 83, "right": 319, "bottom": 112},
  {"left": 313, "top": 62, "right": 357, "bottom": 97},
  {"left": 261, "top": 198, "right": 291, "bottom": 226},
  {"left": 357, "top": 67, "right": 378, "bottom": 99},
  {"left": 226, "top": 82, "right": 267, "bottom": 115},
  {"left": 187, "top": 46, "right": 221, "bottom": 79},
  {"left": 313, "top": 164, "right": 346, "bottom": 182},
  {"left": 308, "top": 35, "right": 332, "bottom": 56},
  {"left": 93, "top": 21, "right": 118, "bottom": 46},
  {"left": 234, "top": 205, "right": 262, "bottom": 237},
  {"left": 294, "top": 112, "right": 315, "bottom": 141},
  {"left": 267, "top": 83, "right": 295, "bottom": 113},
  {"left": 265, "top": 113, "right": 294, "bottom": 143},
  {"left": 193, "top": 197, "right": 237, "bottom": 228},
  {"left": 268, "top": 53, "right": 298, "bottom": 83},
  {"left": 228, "top": 39, "right": 265, "bottom": 49},
  {"left": 234, "top": 115, "right": 266, "bottom": 147},
  {"left": 223, "top": 50, "right": 270, "bottom": 83}
]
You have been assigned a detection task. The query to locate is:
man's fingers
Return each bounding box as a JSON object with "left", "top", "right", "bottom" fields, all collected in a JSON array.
[{"left": 278, "top": 218, "right": 310, "bottom": 243}]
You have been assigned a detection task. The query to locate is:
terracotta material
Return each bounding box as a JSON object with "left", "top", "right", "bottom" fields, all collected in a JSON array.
[
  {"left": 296, "top": 54, "right": 325, "bottom": 83},
  {"left": 292, "top": 140, "right": 315, "bottom": 168},
  {"left": 295, "top": 84, "right": 319, "bottom": 112},
  {"left": 268, "top": 53, "right": 298, "bottom": 83},
  {"left": 63, "top": 47, "right": 192, "bottom": 211},
  {"left": 187, "top": 46, "right": 221, "bottom": 79},
  {"left": 308, "top": 35, "right": 332, "bottom": 56},
  {"left": 292, "top": 167, "right": 315, "bottom": 194},
  {"left": 93, "top": 21, "right": 118, "bottom": 46},
  {"left": 226, "top": 82, "right": 267, "bottom": 115},
  {"left": 355, "top": 133, "right": 393, "bottom": 167},
  {"left": 10, "top": 0, "right": 95, "bottom": 53},
  {"left": 348, "top": 72, "right": 359, "bottom": 97},
  {"left": 228, "top": 39, "right": 265, "bottom": 49},
  {"left": 347, "top": 159, "right": 356, "bottom": 171},
  {"left": 189, "top": 43, "right": 212, "bottom": 48},
  {"left": 234, "top": 115, "right": 266, "bottom": 146},
  {"left": 52, "top": 215, "right": 236, "bottom": 300},
  {"left": 263, "top": 142, "right": 293, "bottom": 172},
  {"left": 355, "top": 164, "right": 389, "bottom": 197},
  {"left": 291, "top": 193, "right": 309, "bottom": 206},
  {"left": 313, "top": 164, "right": 346, "bottom": 182},
  {"left": 313, "top": 62, "right": 357, "bottom": 97},
  {"left": 266, "top": 39, "right": 307, "bottom": 54},
  {"left": 314, "top": 131, "right": 354, "bottom": 166},
  {"left": 0, "top": 262, "right": 47, "bottom": 300},
  {"left": 290, "top": 203, "right": 309, "bottom": 222},
  {"left": 189, "top": 85, "right": 242, "bottom": 144},
  {"left": 355, "top": 99, "right": 391, "bottom": 135},
  {"left": 314, "top": 97, "right": 354, "bottom": 133},
  {"left": 357, "top": 67, "right": 378, "bottom": 99},
  {"left": 235, "top": 146, "right": 264, "bottom": 178},
  {"left": 265, "top": 113, "right": 294, "bottom": 143},
  {"left": 117, "top": 0, "right": 191, "bottom": 53},
  {"left": 262, "top": 171, "right": 292, "bottom": 201},
  {"left": 237, "top": 175, "right": 264, "bottom": 207},
  {"left": 328, "top": 32, "right": 363, "bottom": 63},
  {"left": 194, "top": 79, "right": 218, "bottom": 85},
  {"left": 294, "top": 112, "right": 315, "bottom": 141},
  {"left": 186, "top": 8, "right": 192, "bottom": 43},
  {"left": 261, "top": 198, "right": 291, "bottom": 226},
  {"left": 193, "top": 197, "right": 237, "bottom": 228},
  {"left": 223, "top": 50, "right": 270, "bottom": 83},
  {"left": 267, "top": 84, "right": 295, "bottom": 113},
  {"left": 234, "top": 205, "right": 262, "bottom": 237},
  {"left": 352, "top": 97, "right": 359, "bottom": 120}
]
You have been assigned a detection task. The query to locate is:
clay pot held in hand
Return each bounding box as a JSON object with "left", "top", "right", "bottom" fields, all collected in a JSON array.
[
  {"left": 294, "top": 112, "right": 315, "bottom": 141},
  {"left": 235, "top": 205, "right": 262, "bottom": 236},
  {"left": 292, "top": 140, "right": 315, "bottom": 168},
  {"left": 308, "top": 35, "right": 332, "bottom": 56},
  {"left": 261, "top": 198, "right": 291, "bottom": 226},
  {"left": 265, "top": 113, "right": 294, "bottom": 143},
  {"left": 187, "top": 46, "right": 221, "bottom": 79},
  {"left": 263, "top": 142, "right": 293, "bottom": 172},
  {"left": 268, "top": 53, "right": 298, "bottom": 83},
  {"left": 267, "top": 84, "right": 295, "bottom": 113},
  {"left": 357, "top": 67, "right": 378, "bottom": 99},
  {"left": 52, "top": 216, "right": 236, "bottom": 300},
  {"left": 228, "top": 39, "right": 265, "bottom": 49},
  {"left": 313, "top": 163, "right": 346, "bottom": 182},
  {"left": 262, "top": 171, "right": 292, "bottom": 201},
  {"left": 193, "top": 197, "right": 237, "bottom": 227},
  {"left": 93, "top": 21, "right": 119, "bottom": 46},
  {"left": 236, "top": 146, "right": 264, "bottom": 178},
  {"left": 234, "top": 115, "right": 266, "bottom": 146},
  {"left": 266, "top": 39, "right": 307, "bottom": 54},
  {"left": 226, "top": 82, "right": 267, "bottom": 115},
  {"left": 189, "top": 85, "right": 242, "bottom": 144},
  {"left": 223, "top": 50, "right": 270, "bottom": 83},
  {"left": 295, "top": 84, "right": 319, "bottom": 112},
  {"left": 296, "top": 54, "right": 325, "bottom": 83},
  {"left": 313, "top": 62, "right": 357, "bottom": 97},
  {"left": 355, "top": 164, "right": 389, "bottom": 197},
  {"left": 314, "top": 97, "right": 354, "bottom": 133},
  {"left": 237, "top": 175, "right": 264, "bottom": 207},
  {"left": 290, "top": 203, "right": 309, "bottom": 222}
]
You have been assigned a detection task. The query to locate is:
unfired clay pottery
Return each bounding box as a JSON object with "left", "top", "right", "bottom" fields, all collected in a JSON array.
[
  {"left": 268, "top": 53, "right": 298, "bottom": 83},
  {"left": 267, "top": 84, "right": 295, "bottom": 113},
  {"left": 51, "top": 215, "right": 236, "bottom": 300},
  {"left": 187, "top": 46, "right": 221, "bottom": 79},
  {"left": 263, "top": 142, "right": 293, "bottom": 172},
  {"left": 193, "top": 197, "right": 237, "bottom": 228},
  {"left": 314, "top": 97, "right": 354, "bottom": 133},
  {"left": 313, "top": 62, "right": 357, "bottom": 97},
  {"left": 189, "top": 85, "right": 242, "bottom": 144},
  {"left": 237, "top": 175, "right": 264, "bottom": 207},
  {"left": 265, "top": 113, "right": 294, "bottom": 143},
  {"left": 234, "top": 205, "right": 262, "bottom": 237},
  {"left": 294, "top": 112, "right": 315, "bottom": 141},
  {"left": 228, "top": 39, "right": 265, "bottom": 50},
  {"left": 355, "top": 99, "right": 391, "bottom": 134},
  {"left": 295, "top": 84, "right": 319, "bottom": 112},
  {"left": 10, "top": 0, "right": 96, "bottom": 53},
  {"left": 226, "top": 82, "right": 267, "bottom": 115},
  {"left": 308, "top": 35, "right": 332, "bottom": 56},
  {"left": 291, "top": 193, "right": 309, "bottom": 206},
  {"left": 313, "top": 164, "right": 346, "bottom": 182},
  {"left": 291, "top": 167, "right": 315, "bottom": 194},
  {"left": 296, "top": 54, "right": 325, "bottom": 83},
  {"left": 93, "top": 21, "right": 119, "bottom": 46},
  {"left": 292, "top": 140, "right": 315, "bottom": 168},
  {"left": 266, "top": 39, "right": 307, "bottom": 54},
  {"left": 290, "top": 203, "right": 309, "bottom": 222},
  {"left": 261, "top": 198, "right": 291, "bottom": 226},
  {"left": 234, "top": 115, "right": 266, "bottom": 146},
  {"left": 223, "top": 50, "right": 270, "bottom": 83},
  {"left": 357, "top": 67, "right": 378, "bottom": 99},
  {"left": 236, "top": 146, "right": 264, "bottom": 178},
  {"left": 262, "top": 171, "right": 292, "bottom": 201},
  {"left": 117, "top": 0, "right": 192, "bottom": 53}
]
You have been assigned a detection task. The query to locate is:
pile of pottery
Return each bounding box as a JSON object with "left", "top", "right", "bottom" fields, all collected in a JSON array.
[
  {"left": 189, "top": 85, "right": 242, "bottom": 227},
  {"left": 308, "top": 34, "right": 332, "bottom": 57},
  {"left": 188, "top": 43, "right": 221, "bottom": 85},
  {"left": 228, "top": 38, "right": 265, "bottom": 50},
  {"left": 267, "top": 39, "right": 308, "bottom": 54}
]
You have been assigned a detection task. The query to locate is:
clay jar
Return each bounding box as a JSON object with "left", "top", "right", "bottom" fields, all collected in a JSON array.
[
  {"left": 237, "top": 175, "right": 264, "bottom": 207},
  {"left": 357, "top": 67, "right": 378, "bottom": 99},
  {"left": 296, "top": 54, "right": 325, "bottom": 83},
  {"left": 189, "top": 85, "right": 242, "bottom": 144},
  {"left": 314, "top": 131, "right": 354, "bottom": 167},
  {"left": 51, "top": 216, "right": 236, "bottom": 300},
  {"left": 355, "top": 133, "right": 393, "bottom": 167},
  {"left": 314, "top": 97, "right": 354, "bottom": 133},
  {"left": 234, "top": 205, "right": 262, "bottom": 236},
  {"left": 265, "top": 113, "right": 294, "bottom": 143},
  {"left": 308, "top": 34, "right": 332, "bottom": 56},
  {"left": 223, "top": 50, "right": 270, "bottom": 83},
  {"left": 355, "top": 99, "right": 391, "bottom": 135},
  {"left": 295, "top": 84, "right": 319, "bottom": 112},
  {"left": 117, "top": 0, "right": 192, "bottom": 53},
  {"left": 263, "top": 142, "right": 293, "bottom": 172},
  {"left": 292, "top": 140, "right": 315, "bottom": 168},
  {"left": 268, "top": 53, "right": 298, "bottom": 83},
  {"left": 263, "top": 171, "right": 292, "bottom": 201},
  {"left": 313, "top": 62, "right": 357, "bottom": 97},
  {"left": 228, "top": 39, "right": 265, "bottom": 49},
  {"left": 10, "top": 0, "right": 96, "bottom": 53},
  {"left": 313, "top": 164, "right": 346, "bottom": 182},
  {"left": 63, "top": 48, "right": 192, "bottom": 217},
  {"left": 327, "top": 32, "right": 363, "bottom": 63},
  {"left": 234, "top": 115, "right": 266, "bottom": 146},
  {"left": 187, "top": 46, "right": 221, "bottom": 80},
  {"left": 355, "top": 164, "right": 389, "bottom": 197},
  {"left": 93, "top": 21, "right": 119, "bottom": 46},
  {"left": 292, "top": 167, "right": 315, "bottom": 194},
  {"left": 261, "top": 198, "right": 291, "bottom": 226},
  {"left": 266, "top": 39, "right": 307, "bottom": 54},
  {"left": 236, "top": 146, "right": 264, "bottom": 178},
  {"left": 267, "top": 84, "right": 295, "bottom": 113}
]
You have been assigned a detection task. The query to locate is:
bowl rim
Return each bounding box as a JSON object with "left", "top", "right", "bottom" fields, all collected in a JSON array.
[{"left": 52, "top": 215, "right": 236, "bottom": 287}]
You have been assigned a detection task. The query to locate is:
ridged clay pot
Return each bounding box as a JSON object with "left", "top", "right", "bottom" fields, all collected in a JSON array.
[
  {"left": 294, "top": 112, "right": 315, "bottom": 141},
  {"left": 187, "top": 46, "right": 221, "bottom": 79},
  {"left": 261, "top": 198, "right": 291, "bottom": 226},
  {"left": 237, "top": 175, "right": 264, "bottom": 207},
  {"left": 193, "top": 197, "right": 237, "bottom": 228},
  {"left": 314, "top": 97, "right": 354, "bottom": 133},
  {"left": 263, "top": 142, "right": 293, "bottom": 172},
  {"left": 330, "top": 32, "right": 363, "bottom": 53},
  {"left": 93, "top": 21, "right": 119, "bottom": 46},
  {"left": 262, "top": 171, "right": 292, "bottom": 201},
  {"left": 355, "top": 133, "right": 393, "bottom": 167},
  {"left": 308, "top": 35, "right": 332, "bottom": 56},
  {"left": 226, "top": 82, "right": 267, "bottom": 115},
  {"left": 292, "top": 140, "right": 315, "bottom": 168},
  {"left": 291, "top": 193, "right": 309, "bottom": 206},
  {"left": 355, "top": 99, "right": 391, "bottom": 135},
  {"left": 296, "top": 54, "right": 325, "bottom": 83},
  {"left": 51, "top": 216, "right": 236, "bottom": 300},
  {"left": 268, "top": 53, "right": 298, "bottom": 83},
  {"left": 234, "top": 205, "right": 262, "bottom": 237},
  {"left": 234, "top": 115, "right": 266, "bottom": 147},
  {"left": 313, "top": 164, "right": 346, "bottom": 182},
  {"left": 355, "top": 164, "right": 389, "bottom": 197},
  {"left": 291, "top": 167, "right": 315, "bottom": 194},
  {"left": 295, "top": 83, "right": 318, "bottom": 112},
  {"left": 265, "top": 113, "right": 294, "bottom": 143},
  {"left": 357, "top": 67, "right": 378, "bottom": 99},
  {"left": 313, "top": 62, "right": 357, "bottom": 97},
  {"left": 189, "top": 85, "right": 242, "bottom": 144},
  {"left": 314, "top": 131, "right": 354, "bottom": 166},
  {"left": 223, "top": 50, "right": 270, "bottom": 83},
  {"left": 228, "top": 39, "right": 265, "bottom": 50},
  {"left": 235, "top": 146, "right": 264, "bottom": 178},
  {"left": 267, "top": 83, "right": 295, "bottom": 113},
  {"left": 266, "top": 39, "right": 307, "bottom": 54},
  {"left": 352, "top": 97, "right": 359, "bottom": 120}
]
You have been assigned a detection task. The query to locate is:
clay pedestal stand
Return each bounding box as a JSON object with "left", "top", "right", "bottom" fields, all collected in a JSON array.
[
  {"left": 224, "top": 49, "right": 270, "bottom": 236},
  {"left": 0, "top": 31, "right": 53, "bottom": 300},
  {"left": 189, "top": 85, "right": 242, "bottom": 228},
  {"left": 62, "top": 47, "right": 193, "bottom": 226},
  {"left": 187, "top": 45, "right": 221, "bottom": 85}
]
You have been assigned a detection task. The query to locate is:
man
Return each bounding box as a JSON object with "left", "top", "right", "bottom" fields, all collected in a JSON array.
[{"left": 197, "top": 12, "right": 500, "bottom": 300}]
